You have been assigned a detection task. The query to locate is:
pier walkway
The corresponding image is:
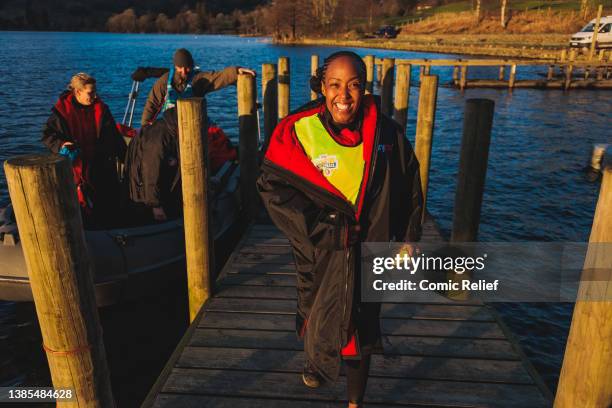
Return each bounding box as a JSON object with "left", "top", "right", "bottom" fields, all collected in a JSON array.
[{"left": 143, "top": 218, "right": 553, "bottom": 407}]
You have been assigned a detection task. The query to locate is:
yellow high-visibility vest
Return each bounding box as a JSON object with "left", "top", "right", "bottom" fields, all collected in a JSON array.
[{"left": 294, "top": 114, "right": 365, "bottom": 205}]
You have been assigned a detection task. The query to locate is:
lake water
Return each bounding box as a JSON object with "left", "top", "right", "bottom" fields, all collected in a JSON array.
[{"left": 0, "top": 32, "right": 609, "bottom": 404}]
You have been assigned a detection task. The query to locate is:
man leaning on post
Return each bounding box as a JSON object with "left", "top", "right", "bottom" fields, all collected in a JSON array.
[{"left": 140, "top": 48, "right": 255, "bottom": 126}]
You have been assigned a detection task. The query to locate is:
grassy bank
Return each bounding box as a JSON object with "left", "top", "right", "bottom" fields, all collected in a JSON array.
[
  {"left": 278, "top": 4, "right": 612, "bottom": 60},
  {"left": 277, "top": 35, "right": 573, "bottom": 60}
]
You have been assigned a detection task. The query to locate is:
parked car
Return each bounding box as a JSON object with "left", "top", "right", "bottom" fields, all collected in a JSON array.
[
  {"left": 569, "top": 16, "right": 612, "bottom": 49},
  {"left": 374, "top": 25, "right": 398, "bottom": 39}
]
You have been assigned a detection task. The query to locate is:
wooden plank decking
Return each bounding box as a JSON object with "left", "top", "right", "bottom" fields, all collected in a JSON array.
[{"left": 143, "top": 219, "right": 553, "bottom": 407}]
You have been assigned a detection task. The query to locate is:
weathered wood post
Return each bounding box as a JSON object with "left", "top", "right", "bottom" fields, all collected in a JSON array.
[
  {"left": 452, "top": 66, "right": 459, "bottom": 85},
  {"left": 177, "top": 98, "right": 211, "bottom": 323},
  {"left": 450, "top": 99, "right": 495, "bottom": 242},
  {"left": 394, "top": 63, "right": 411, "bottom": 133},
  {"left": 460, "top": 65, "right": 468, "bottom": 91},
  {"left": 375, "top": 61, "right": 382, "bottom": 86},
  {"left": 364, "top": 55, "right": 375, "bottom": 94},
  {"left": 554, "top": 166, "right": 612, "bottom": 408},
  {"left": 560, "top": 48, "right": 567, "bottom": 63},
  {"left": 414, "top": 75, "right": 439, "bottom": 221},
  {"left": 4, "top": 154, "right": 114, "bottom": 407},
  {"left": 278, "top": 57, "right": 290, "bottom": 120},
  {"left": 565, "top": 58, "right": 574, "bottom": 91},
  {"left": 498, "top": 65, "right": 505, "bottom": 81},
  {"left": 589, "top": 5, "right": 603, "bottom": 60},
  {"left": 598, "top": 49, "right": 606, "bottom": 61},
  {"left": 424, "top": 64, "right": 431, "bottom": 76},
  {"left": 508, "top": 64, "right": 517, "bottom": 89},
  {"left": 311, "top": 55, "right": 319, "bottom": 101},
  {"left": 547, "top": 65, "right": 555, "bottom": 80},
  {"left": 381, "top": 58, "right": 395, "bottom": 117},
  {"left": 237, "top": 74, "right": 260, "bottom": 221},
  {"left": 262, "top": 63, "right": 278, "bottom": 152}
]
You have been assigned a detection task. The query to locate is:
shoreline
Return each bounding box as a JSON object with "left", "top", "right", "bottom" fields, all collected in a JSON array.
[{"left": 275, "top": 35, "right": 574, "bottom": 60}]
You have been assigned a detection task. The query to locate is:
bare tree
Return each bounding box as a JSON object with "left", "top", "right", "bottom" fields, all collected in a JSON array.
[
  {"left": 500, "top": 0, "right": 508, "bottom": 28},
  {"left": 106, "top": 8, "right": 137, "bottom": 32},
  {"left": 137, "top": 13, "right": 156, "bottom": 32},
  {"left": 581, "top": 0, "right": 588, "bottom": 19},
  {"left": 475, "top": 0, "right": 481, "bottom": 23},
  {"left": 311, "top": 0, "right": 339, "bottom": 31}
]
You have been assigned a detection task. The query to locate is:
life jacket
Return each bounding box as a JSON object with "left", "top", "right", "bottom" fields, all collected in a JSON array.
[
  {"left": 53, "top": 92, "right": 105, "bottom": 211},
  {"left": 294, "top": 115, "right": 365, "bottom": 205},
  {"left": 161, "top": 67, "right": 197, "bottom": 112},
  {"left": 207, "top": 124, "right": 237, "bottom": 172},
  {"left": 264, "top": 95, "right": 378, "bottom": 220}
]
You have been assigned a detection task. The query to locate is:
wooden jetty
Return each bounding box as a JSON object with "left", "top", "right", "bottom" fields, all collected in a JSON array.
[
  {"left": 373, "top": 51, "right": 612, "bottom": 91},
  {"left": 4, "top": 54, "right": 611, "bottom": 407},
  {"left": 142, "top": 218, "right": 553, "bottom": 408}
]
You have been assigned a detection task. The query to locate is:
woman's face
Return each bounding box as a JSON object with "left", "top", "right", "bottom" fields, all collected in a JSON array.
[
  {"left": 321, "top": 56, "right": 364, "bottom": 125},
  {"left": 74, "top": 84, "right": 96, "bottom": 106}
]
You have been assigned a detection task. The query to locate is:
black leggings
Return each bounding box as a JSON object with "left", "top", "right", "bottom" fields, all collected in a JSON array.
[{"left": 346, "top": 355, "right": 372, "bottom": 404}]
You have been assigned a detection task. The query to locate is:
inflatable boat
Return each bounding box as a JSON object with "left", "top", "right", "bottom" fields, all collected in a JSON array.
[
  {"left": 0, "top": 160, "right": 241, "bottom": 306},
  {"left": 0, "top": 65, "right": 245, "bottom": 306}
]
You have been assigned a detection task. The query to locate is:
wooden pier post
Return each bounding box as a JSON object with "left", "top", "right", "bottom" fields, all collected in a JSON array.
[
  {"left": 498, "top": 65, "right": 505, "bottom": 81},
  {"left": 414, "top": 75, "right": 439, "bottom": 220},
  {"left": 598, "top": 49, "right": 606, "bottom": 61},
  {"left": 381, "top": 57, "right": 395, "bottom": 117},
  {"left": 565, "top": 64, "right": 574, "bottom": 91},
  {"left": 450, "top": 99, "right": 495, "bottom": 242},
  {"left": 508, "top": 64, "right": 517, "bottom": 89},
  {"left": 364, "top": 55, "right": 375, "bottom": 94},
  {"left": 452, "top": 66, "right": 459, "bottom": 85},
  {"left": 375, "top": 61, "right": 382, "bottom": 86},
  {"left": 177, "top": 98, "right": 212, "bottom": 323},
  {"left": 278, "top": 57, "right": 290, "bottom": 120},
  {"left": 547, "top": 65, "right": 555, "bottom": 80},
  {"left": 394, "top": 63, "right": 411, "bottom": 133},
  {"left": 4, "top": 154, "right": 114, "bottom": 407},
  {"left": 554, "top": 166, "right": 612, "bottom": 408},
  {"left": 589, "top": 5, "right": 603, "bottom": 61},
  {"left": 310, "top": 55, "right": 319, "bottom": 101},
  {"left": 237, "top": 73, "right": 259, "bottom": 220},
  {"left": 261, "top": 63, "right": 277, "bottom": 152},
  {"left": 560, "top": 49, "right": 567, "bottom": 63},
  {"left": 460, "top": 66, "right": 468, "bottom": 91}
]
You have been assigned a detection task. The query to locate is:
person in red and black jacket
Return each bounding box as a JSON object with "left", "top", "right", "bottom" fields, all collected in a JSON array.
[
  {"left": 42, "top": 73, "right": 126, "bottom": 229},
  {"left": 257, "top": 51, "right": 423, "bottom": 407}
]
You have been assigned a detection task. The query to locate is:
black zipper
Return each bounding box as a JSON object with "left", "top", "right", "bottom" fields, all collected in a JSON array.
[{"left": 341, "top": 243, "right": 351, "bottom": 345}]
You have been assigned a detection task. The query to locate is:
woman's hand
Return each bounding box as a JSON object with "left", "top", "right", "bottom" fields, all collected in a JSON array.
[{"left": 398, "top": 243, "right": 419, "bottom": 258}]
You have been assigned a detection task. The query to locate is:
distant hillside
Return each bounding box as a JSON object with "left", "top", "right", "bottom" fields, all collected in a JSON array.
[{"left": 0, "top": 0, "right": 267, "bottom": 31}]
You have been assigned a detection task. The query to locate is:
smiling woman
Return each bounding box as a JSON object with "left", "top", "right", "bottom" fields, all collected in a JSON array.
[
  {"left": 257, "top": 51, "right": 423, "bottom": 408},
  {"left": 310, "top": 52, "right": 367, "bottom": 125}
]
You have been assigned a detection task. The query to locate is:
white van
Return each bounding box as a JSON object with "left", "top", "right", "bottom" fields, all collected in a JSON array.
[{"left": 569, "top": 16, "right": 612, "bottom": 49}]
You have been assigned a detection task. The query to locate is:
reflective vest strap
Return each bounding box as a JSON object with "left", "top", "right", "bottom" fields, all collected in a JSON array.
[{"left": 294, "top": 115, "right": 365, "bottom": 205}]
